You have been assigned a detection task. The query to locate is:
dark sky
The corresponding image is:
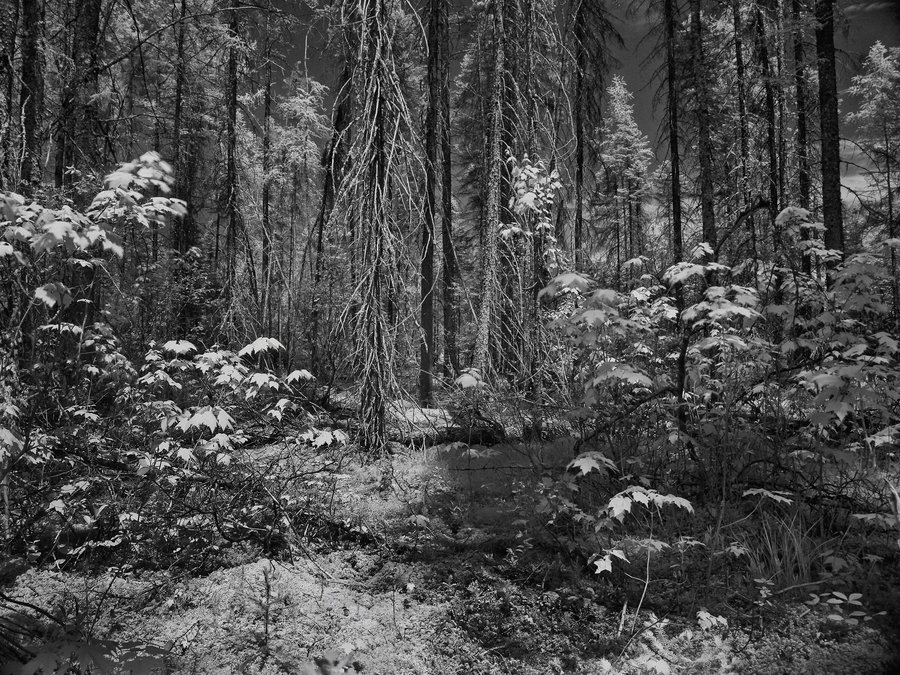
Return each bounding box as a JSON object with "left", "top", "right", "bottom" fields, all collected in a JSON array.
[{"left": 607, "top": 0, "right": 900, "bottom": 161}]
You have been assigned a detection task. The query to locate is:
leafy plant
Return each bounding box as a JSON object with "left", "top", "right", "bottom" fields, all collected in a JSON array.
[{"left": 805, "top": 590, "right": 885, "bottom": 628}]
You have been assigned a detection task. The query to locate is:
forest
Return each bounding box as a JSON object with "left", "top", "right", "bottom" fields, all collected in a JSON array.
[{"left": 0, "top": 0, "right": 899, "bottom": 672}]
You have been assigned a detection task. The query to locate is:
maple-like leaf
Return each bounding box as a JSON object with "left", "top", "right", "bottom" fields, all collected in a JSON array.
[
  {"left": 238, "top": 336, "right": 285, "bottom": 356},
  {"left": 287, "top": 369, "right": 315, "bottom": 382},
  {"left": 216, "top": 409, "right": 234, "bottom": 431},
  {"left": 34, "top": 282, "right": 72, "bottom": 308},
  {"left": 593, "top": 555, "right": 613, "bottom": 574},
  {"left": 161, "top": 339, "right": 197, "bottom": 356},
  {"left": 608, "top": 494, "right": 633, "bottom": 520},
  {"left": 539, "top": 272, "right": 593, "bottom": 299},
  {"left": 568, "top": 451, "right": 617, "bottom": 476}
]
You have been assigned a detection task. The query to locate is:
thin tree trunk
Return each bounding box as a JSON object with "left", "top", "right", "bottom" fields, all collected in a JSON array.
[
  {"left": 224, "top": 2, "right": 240, "bottom": 301},
  {"left": 172, "top": 0, "right": 189, "bottom": 253},
  {"left": 732, "top": 0, "right": 755, "bottom": 260},
  {"left": 310, "top": 61, "right": 351, "bottom": 370},
  {"left": 1, "top": 0, "right": 20, "bottom": 189},
  {"left": 886, "top": 129, "right": 897, "bottom": 326},
  {"left": 775, "top": 0, "right": 787, "bottom": 212},
  {"left": 19, "top": 0, "right": 42, "bottom": 191},
  {"left": 574, "top": 7, "right": 586, "bottom": 269},
  {"left": 815, "top": 0, "right": 844, "bottom": 258},
  {"left": 791, "top": 0, "right": 812, "bottom": 272},
  {"left": 261, "top": 36, "right": 273, "bottom": 332},
  {"left": 692, "top": 0, "right": 716, "bottom": 249},
  {"left": 497, "top": 0, "right": 519, "bottom": 376},
  {"left": 440, "top": 0, "right": 459, "bottom": 376},
  {"left": 419, "top": 0, "right": 440, "bottom": 405},
  {"left": 664, "top": 0, "right": 683, "bottom": 263},
  {"left": 755, "top": 7, "right": 781, "bottom": 247}
]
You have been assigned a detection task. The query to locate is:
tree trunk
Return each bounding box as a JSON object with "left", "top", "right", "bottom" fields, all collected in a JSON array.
[
  {"left": 885, "top": 128, "right": 898, "bottom": 326},
  {"left": 357, "top": 0, "right": 392, "bottom": 450},
  {"left": 755, "top": 7, "right": 781, "bottom": 247},
  {"left": 692, "top": 0, "right": 716, "bottom": 250},
  {"left": 732, "top": 0, "right": 755, "bottom": 259},
  {"left": 223, "top": 2, "right": 240, "bottom": 301},
  {"left": 775, "top": 1, "right": 787, "bottom": 214},
  {"left": 440, "top": 0, "right": 459, "bottom": 376},
  {"left": 310, "top": 60, "right": 351, "bottom": 371},
  {"left": 19, "top": 0, "right": 42, "bottom": 191},
  {"left": 419, "top": 0, "right": 440, "bottom": 406},
  {"left": 664, "top": 0, "right": 683, "bottom": 263},
  {"left": 791, "top": 0, "right": 811, "bottom": 210},
  {"left": 261, "top": 37, "right": 273, "bottom": 332},
  {"left": 815, "top": 0, "right": 844, "bottom": 257},
  {"left": 55, "top": 0, "right": 103, "bottom": 187},
  {"left": 1, "top": 0, "right": 19, "bottom": 189},
  {"left": 791, "top": 0, "right": 812, "bottom": 272},
  {"left": 172, "top": 0, "right": 189, "bottom": 253},
  {"left": 473, "top": 0, "right": 505, "bottom": 374},
  {"left": 573, "top": 1, "right": 587, "bottom": 269}
]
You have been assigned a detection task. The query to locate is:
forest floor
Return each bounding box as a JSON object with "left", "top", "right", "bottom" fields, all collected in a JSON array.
[{"left": 3, "top": 431, "right": 900, "bottom": 674}]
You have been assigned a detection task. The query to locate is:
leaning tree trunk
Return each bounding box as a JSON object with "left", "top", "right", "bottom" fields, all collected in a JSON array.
[{"left": 310, "top": 60, "right": 351, "bottom": 371}]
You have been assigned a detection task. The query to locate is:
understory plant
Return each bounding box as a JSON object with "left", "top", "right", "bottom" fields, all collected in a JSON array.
[{"left": 537, "top": 205, "right": 900, "bottom": 616}]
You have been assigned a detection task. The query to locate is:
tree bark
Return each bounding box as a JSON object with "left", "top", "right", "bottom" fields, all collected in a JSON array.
[
  {"left": 473, "top": 0, "right": 505, "bottom": 374},
  {"left": 358, "top": 0, "right": 391, "bottom": 450},
  {"left": 1, "top": 0, "right": 19, "bottom": 189},
  {"left": 732, "top": 0, "right": 755, "bottom": 259},
  {"left": 55, "top": 0, "right": 103, "bottom": 187},
  {"left": 885, "top": 127, "right": 897, "bottom": 326},
  {"left": 791, "top": 0, "right": 812, "bottom": 272},
  {"left": 310, "top": 60, "right": 351, "bottom": 370},
  {"left": 691, "top": 0, "right": 716, "bottom": 250},
  {"left": 19, "top": 0, "right": 42, "bottom": 191},
  {"left": 261, "top": 36, "right": 273, "bottom": 332},
  {"left": 573, "top": 0, "right": 587, "bottom": 269},
  {"left": 755, "top": 7, "right": 781, "bottom": 246},
  {"left": 664, "top": 0, "right": 683, "bottom": 263},
  {"left": 223, "top": 2, "right": 240, "bottom": 300},
  {"left": 172, "top": 0, "right": 189, "bottom": 253},
  {"left": 815, "top": 0, "right": 844, "bottom": 257},
  {"left": 420, "top": 0, "right": 440, "bottom": 406},
  {"left": 440, "top": 0, "right": 459, "bottom": 376}
]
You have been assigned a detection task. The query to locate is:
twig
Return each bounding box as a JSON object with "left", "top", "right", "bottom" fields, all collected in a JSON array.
[{"left": 0, "top": 593, "right": 67, "bottom": 626}]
